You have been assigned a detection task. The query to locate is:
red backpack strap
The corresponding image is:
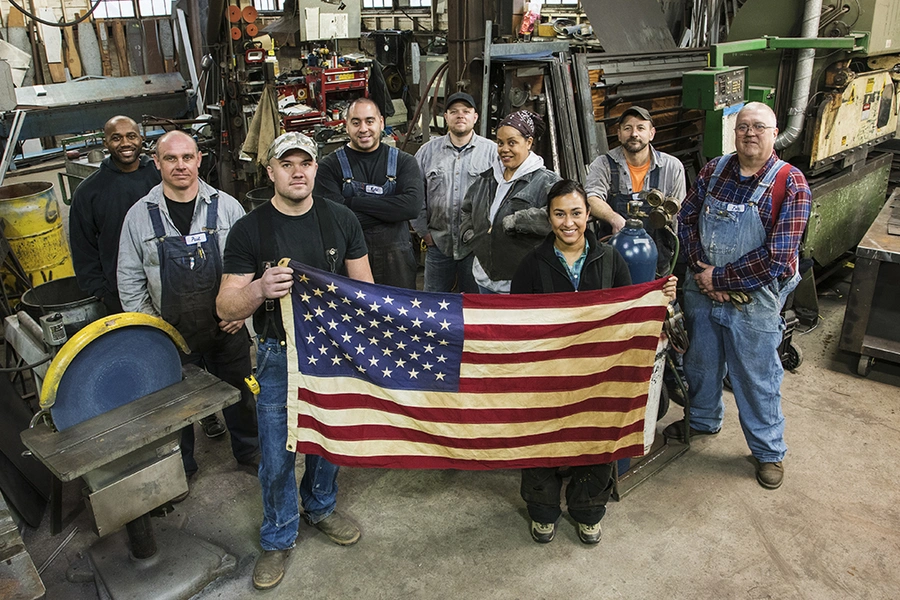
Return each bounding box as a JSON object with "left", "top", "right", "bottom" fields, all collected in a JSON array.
[{"left": 770, "top": 162, "right": 792, "bottom": 227}]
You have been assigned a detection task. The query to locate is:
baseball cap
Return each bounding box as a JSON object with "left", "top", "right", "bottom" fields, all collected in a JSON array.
[
  {"left": 267, "top": 131, "right": 318, "bottom": 162},
  {"left": 618, "top": 106, "right": 653, "bottom": 125},
  {"left": 445, "top": 92, "right": 477, "bottom": 110}
]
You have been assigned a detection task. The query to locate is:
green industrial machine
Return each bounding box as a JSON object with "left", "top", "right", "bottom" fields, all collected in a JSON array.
[{"left": 681, "top": 0, "right": 899, "bottom": 281}]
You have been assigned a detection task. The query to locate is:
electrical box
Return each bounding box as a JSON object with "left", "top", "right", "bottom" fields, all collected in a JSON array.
[
  {"left": 682, "top": 67, "right": 747, "bottom": 111},
  {"left": 295, "top": 0, "right": 361, "bottom": 42}
]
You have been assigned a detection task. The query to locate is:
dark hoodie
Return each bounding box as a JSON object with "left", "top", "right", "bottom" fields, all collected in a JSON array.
[{"left": 69, "top": 154, "right": 161, "bottom": 312}]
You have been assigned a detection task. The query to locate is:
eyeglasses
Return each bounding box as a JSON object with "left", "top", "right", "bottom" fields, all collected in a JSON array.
[{"left": 735, "top": 123, "right": 776, "bottom": 134}]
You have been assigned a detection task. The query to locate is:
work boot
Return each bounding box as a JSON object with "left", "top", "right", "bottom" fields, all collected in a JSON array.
[
  {"left": 662, "top": 420, "right": 720, "bottom": 443},
  {"left": 577, "top": 521, "right": 602, "bottom": 545},
  {"left": 756, "top": 461, "right": 784, "bottom": 490},
  {"left": 309, "top": 511, "right": 360, "bottom": 546},
  {"left": 200, "top": 414, "right": 226, "bottom": 438},
  {"left": 530, "top": 521, "right": 556, "bottom": 544},
  {"left": 253, "top": 549, "right": 291, "bottom": 590}
]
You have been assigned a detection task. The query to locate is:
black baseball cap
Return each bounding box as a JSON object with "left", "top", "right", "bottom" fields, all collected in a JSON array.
[
  {"left": 445, "top": 92, "right": 477, "bottom": 111},
  {"left": 619, "top": 106, "right": 653, "bottom": 125}
]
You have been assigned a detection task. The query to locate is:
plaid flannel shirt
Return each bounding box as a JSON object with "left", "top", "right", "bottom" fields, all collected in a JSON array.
[{"left": 679, "top": 152, "right": 811, "bottom": 292}]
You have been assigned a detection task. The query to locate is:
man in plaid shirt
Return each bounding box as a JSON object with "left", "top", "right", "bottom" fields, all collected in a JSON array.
[{"left": 665, "top": 102, "right": 811, "bottom": 490}]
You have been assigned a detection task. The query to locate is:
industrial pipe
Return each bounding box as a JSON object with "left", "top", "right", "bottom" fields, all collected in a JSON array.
[{"left": 775, "top": 0, "right": 823, "bottom": 150}]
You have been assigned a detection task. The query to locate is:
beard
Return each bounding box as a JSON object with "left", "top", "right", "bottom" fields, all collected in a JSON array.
[{"left": 623, "top": 138, "right": 648, "bottom": 153}]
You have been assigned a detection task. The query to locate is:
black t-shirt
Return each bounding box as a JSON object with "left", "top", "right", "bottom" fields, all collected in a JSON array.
[
  {"left": 165, "top": 196, "right": 197, "bottom": 236},
  {"left": 223, "top": 199, "right": 368, "bottom": 337}
]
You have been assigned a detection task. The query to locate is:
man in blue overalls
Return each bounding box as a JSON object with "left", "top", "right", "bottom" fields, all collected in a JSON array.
[
  {"left": 117, "top": 130, "right": 260, "bottom": 484},
  {"left": 669, "top": 102, "right": 811, "bottom": 490},
  {"left": 315, "top": 97, "right": 423, "bottom": 289},
  {"left": 585, "top": 106, "right": 686, "bottom": 277}
]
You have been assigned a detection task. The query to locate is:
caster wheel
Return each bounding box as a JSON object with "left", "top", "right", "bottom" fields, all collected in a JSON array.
[
  {"left": 782, "top": 341, "right": 803, "bottom": 371},
  {"left": 857, "top": 355, "right": 874, "bottom": 377}
]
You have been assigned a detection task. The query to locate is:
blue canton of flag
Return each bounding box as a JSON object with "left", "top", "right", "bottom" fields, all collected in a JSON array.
[{"left": 289, "top": 263, "right": 465, "bottom": 392}]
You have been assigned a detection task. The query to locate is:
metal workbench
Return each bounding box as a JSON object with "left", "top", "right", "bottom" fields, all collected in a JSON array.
[{"left": 839, "top": 190, "right": 900, "bottom": 376}]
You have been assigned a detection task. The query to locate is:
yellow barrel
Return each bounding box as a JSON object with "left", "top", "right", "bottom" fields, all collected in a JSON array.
[{"left": 0, "top": 181, "right": 74, "bottom": 297}]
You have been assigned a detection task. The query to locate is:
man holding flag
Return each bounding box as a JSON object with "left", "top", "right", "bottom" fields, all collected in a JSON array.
[{"left": 217, "top": 132, "right": 373, "bottom": 590}]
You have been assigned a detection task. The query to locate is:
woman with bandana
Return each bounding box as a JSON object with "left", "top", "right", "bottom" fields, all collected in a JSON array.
[{"left": 459, "top": 110, "right": 561, "bottom": 293}]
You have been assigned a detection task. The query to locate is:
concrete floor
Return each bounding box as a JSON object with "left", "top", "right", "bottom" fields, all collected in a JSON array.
[{"left": 14, "top": 265, "right": 900, "bottom": 600}]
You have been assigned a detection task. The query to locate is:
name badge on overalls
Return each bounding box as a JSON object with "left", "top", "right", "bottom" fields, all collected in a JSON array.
[
  {"left": 185, "top": 232, "right": 208, "bottom": 244},
  {"left": 365, "top": 184, "right": 385, "bottom": 195},
  {"left": 631, "top": 193, "right": 641, "bottom": 200},
  {"left": 726, "top": 204, "right": 745, "bottom": 213}
]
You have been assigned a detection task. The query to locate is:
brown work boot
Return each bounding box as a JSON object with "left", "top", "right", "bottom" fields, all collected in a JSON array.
[
  {"left": 309, "top": 511, "right": 360, "bottom": 546},
  {"left": 756, "top": 461, "right": 784, "bottom": 490},
  {"left": 253, "top": 549, "right": 291, "bottom": 590}
]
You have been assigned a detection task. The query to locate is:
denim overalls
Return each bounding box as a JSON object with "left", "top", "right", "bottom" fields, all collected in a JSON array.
[
  {"left": 682, "top": 154, "right": 800, "bottom": 462},
  {"left": 605, "top": 155, "right": 674, "bottom": 276},
  {"left": 336, "top": 145, "right": 417, "bottom": 289},
  {"left": 148, "top": 195, "right": 258, "bottom": 473}
]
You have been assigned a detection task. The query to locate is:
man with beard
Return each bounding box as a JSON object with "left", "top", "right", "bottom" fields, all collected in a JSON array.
[
  {"left": 412, "top": 92, "right": 494, "bottom": 292},
  {"left": 584, "top": 106, "right": 685, "bottom": 276},
  {"left": 315, "top": 98, "right": 423, "bottom": 289},
  {"left": 69, "top": 116, "right": 161, "bottom": 314}
]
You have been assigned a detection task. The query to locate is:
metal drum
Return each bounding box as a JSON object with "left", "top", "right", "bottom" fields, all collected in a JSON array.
[
  {"left": 20, "top": 276, "right": 106, "bottom": 339},
  {"left": 0, "top": 181, "right": 74, "bottom": 296},
  {"left": 244, "top": 186, "right": 274, "bottom": 211}
]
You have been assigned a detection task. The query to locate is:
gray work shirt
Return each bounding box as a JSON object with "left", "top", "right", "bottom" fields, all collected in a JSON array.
[
  {"left": 412, "top": 132, "right": 496, "bottom": 260},
  {"left": 117, "top": 180, "right": 245, "bottom": 316},
  {"left": 585, "top": 145, "right": 687, "bottom": 204}
]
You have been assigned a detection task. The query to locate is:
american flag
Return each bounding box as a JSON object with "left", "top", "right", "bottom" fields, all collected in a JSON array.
[{"left": 281, "top": 260, "right": 670, "bottom": 470}]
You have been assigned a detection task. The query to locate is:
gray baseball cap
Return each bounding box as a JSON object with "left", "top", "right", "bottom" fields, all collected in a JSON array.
[
  {"left": 619, "top": 106, "right": 653, "bottom": 125},
  {"left": 267, "top": 131, "right": 318, "bottom": 162}
]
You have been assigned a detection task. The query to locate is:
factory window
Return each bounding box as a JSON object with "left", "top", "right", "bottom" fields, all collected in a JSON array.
[
  {"left": 92, "top": 0, "right": 136, "bottom": 19},
  {"left": 543, "top": 0, "right": 579, "bottom": 5},
  {"left": 363, "top": 0, "right": 431, "bottom": 8},
  {"left": 256, "top": 0, "right": 283, "bottom": 12},
  {"left": 138, "top": 0, "right": 174, "bottom": 17}
]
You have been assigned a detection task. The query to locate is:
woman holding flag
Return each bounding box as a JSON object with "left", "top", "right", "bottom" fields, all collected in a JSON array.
[{"left": 511, "top": 179, "right": 677, "bottom": 545}]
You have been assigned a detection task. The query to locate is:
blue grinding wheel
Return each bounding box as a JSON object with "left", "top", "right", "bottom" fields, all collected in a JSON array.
[{"left": 50, "top": 326, "right": 183, "bottom": 431}]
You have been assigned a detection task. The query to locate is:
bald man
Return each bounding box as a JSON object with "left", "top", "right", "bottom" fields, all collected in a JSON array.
[
  {"left": 118, "top": 130, "right": 260, "bottom": 483},
  {"left": 666, "top": 102, "right": 811, "bottom": 490},
  {"left": 69, "top": 116, "right": 161, "bottom": 314}
]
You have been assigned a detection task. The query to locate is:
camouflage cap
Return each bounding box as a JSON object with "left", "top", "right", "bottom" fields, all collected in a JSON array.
[{"left": 267, "top": 131, "right": 318, "bottom": 162}]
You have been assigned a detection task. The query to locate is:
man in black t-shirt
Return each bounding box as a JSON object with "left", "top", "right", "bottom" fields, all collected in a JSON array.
[
  {"left": 217, "top": 132, "right": 372, "bottom": 591},
  {"left": 315, "top": 98, "right": 423, "bottom": 288}
]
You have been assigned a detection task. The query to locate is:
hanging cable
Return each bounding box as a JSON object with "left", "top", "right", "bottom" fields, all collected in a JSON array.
[{"left": 8, "top": 0, "right": 104, "bottom": 28}]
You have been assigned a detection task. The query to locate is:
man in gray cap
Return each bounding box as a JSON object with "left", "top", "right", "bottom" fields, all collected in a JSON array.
[
  {"left": 585, "top": 106, "right": 686, "bottom": 277},
  {"left": 412, "top": 92, "right": 495, "bottom": 292},
  {"left": 217, "top": 132, "right": 373, "bottom": 590}
]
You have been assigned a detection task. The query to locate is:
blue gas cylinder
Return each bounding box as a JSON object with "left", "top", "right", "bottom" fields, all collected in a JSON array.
[{"left": 610, "top": 219, "right": 658, "bottom": 284}]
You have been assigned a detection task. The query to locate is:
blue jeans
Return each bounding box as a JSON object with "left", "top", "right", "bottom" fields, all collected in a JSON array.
[
  {"left": 682, "top": 273, "right": 798, "bottom": 462},
  {"left": 424, "top": 245, "right": 477, "bottom": 293},
  {"left": 256, "top": 338, "right": 341, "bottom": 551}
]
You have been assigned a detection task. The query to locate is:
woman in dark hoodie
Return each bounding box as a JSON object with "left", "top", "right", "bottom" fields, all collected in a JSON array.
[{"left": 511, "top": 179, "right": 676, "bottom": 545}]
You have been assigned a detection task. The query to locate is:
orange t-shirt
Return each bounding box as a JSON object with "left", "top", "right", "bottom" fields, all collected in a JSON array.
[{"left": 626, "top": 161, "right": 651, "bottom": 193}]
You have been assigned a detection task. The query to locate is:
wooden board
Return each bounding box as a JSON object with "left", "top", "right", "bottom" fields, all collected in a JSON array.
[
  {"left": 143, "top": 19, "right": 164, "bottom": 74},
  {"left": 126, "top": 19, "right": 145, "bottom": 75},
  {"left": 95, "top": 21, "right": 112, "bottom": 76},
  {"left": 78, "top": 16, "right": 103, "bottom": 76},
  {"left": 112, "top": 20, "right": 129, "bottom": 77},
  {"left": 62, "top": 23, "right": 82, "bottom": 78},
  {"left": 38, "top": 7, "right": 65, "bottom": 82},
  {"left": 158, "top": 18, "right": 175, "bottom": 73}
]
